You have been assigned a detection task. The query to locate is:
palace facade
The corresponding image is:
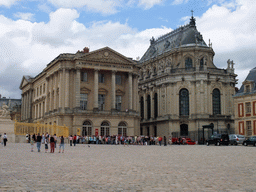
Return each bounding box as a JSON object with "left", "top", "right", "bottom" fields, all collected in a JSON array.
[
  {"left": 233, "top": 67, "right": 256, "bottom": 137},
  {"left": 20, "top": 47, "right": 140, "bottom": 136},
  {"left": 138, "top": 16, "right": 237, "bottom": 139}
]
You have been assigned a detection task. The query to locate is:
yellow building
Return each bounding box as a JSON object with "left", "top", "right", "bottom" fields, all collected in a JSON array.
[
  {"left": 20, "top": 47, "right": 140, "bottom": 136},
  {"left": 234, "top": 67, "right": 256, "bottom": 137}
]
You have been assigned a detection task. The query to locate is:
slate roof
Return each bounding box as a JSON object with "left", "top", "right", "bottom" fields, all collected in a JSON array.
[
  {"left": 140, "top": 16, "right": 208, "bottom": 63},
  {"left": 234, "top": 67, "right": 256, "bottom": 96}
]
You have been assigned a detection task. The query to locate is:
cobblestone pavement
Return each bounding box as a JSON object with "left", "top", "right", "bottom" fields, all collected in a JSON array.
[{"left": 0, "top": 143, "right": 256, "bottom": 191}]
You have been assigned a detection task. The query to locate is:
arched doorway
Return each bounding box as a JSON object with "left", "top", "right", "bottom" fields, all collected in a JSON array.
[
  {"left": 118, "top": 122, "right": 127, "bottom": 136},
  {"left": 180, "top": 124, "right": 188, "bottom": 136},
  {"left": 82, "top": 121, "right": 92, "bottom": 136},
  {"left": 101, "top": 121, "right": 110, "bottom": 136}
]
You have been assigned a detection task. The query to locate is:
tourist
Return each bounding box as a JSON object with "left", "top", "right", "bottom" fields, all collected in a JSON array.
[
  {"left": 28, "top": 134, "right": 31, "bottom": 144},
  {"left": 36, "top": 133, "right": 42, "bottom": 152},
  {"left": 30, "top": 137, "right": 34, "bottom": 152},
  {"left": 45, "top": 136, "right": 49, "bottom": 153},
  {"left": 158, "top": 136, "right": 162, "bottom": 146},
  {"left": 53, "top": 134, "right": 57, "bottom": 148},
  {"left": 32, "top": 133, "right": 36, "bottom": 142},
  {"left": 59, "top": 136, "right": 64, "bottom": 153},
  {"left": 50, "top": 135, "right": 55, "bottom": 153},
  {"left": 69, "top": 135, "right": 73, "bottom": 146},
  {"left": 164, "top": 136, "right": 167, "bottom": 146},
  {"left": 73, "top": 135, "right": 77, "bottom": 146},
  {"left": 25, "top": 133, "right": 29, "bottom": 143},
  {"left": 3, "top": 133, "right": 7, "bottom": 147}
]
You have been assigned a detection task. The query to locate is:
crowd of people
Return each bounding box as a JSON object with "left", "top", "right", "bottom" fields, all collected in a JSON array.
[{"left": 67, "top": 135, "right": 170, "bottom": 146}]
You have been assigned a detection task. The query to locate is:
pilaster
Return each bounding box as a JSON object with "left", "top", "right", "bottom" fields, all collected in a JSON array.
[
  {"left": 94, "top": 69, "right": 99, "bottom": 110},
  {"left": 128, "top": 72, "right": 133, "bottom": 110},
  {"left": 111, "top": 70, "right": 116, "bottom": 110}
]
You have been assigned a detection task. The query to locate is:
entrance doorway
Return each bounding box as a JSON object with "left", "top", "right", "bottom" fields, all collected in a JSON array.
[{"left": 180, "top": 124, "right": 188, "bottom": 136}]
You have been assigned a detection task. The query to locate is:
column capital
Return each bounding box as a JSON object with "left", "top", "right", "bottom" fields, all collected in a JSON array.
[{"left": 112, "top": 70, "right": 117, "bottom": 74}]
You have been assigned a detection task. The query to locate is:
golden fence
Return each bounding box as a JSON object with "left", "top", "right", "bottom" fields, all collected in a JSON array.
[{"left": 14, "top": 121, "right": 69, "bottom": 137}]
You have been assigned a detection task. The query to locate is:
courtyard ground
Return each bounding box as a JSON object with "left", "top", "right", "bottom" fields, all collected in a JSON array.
[{"left": 0, "top": 143, "right": 255, "bottom": 191}]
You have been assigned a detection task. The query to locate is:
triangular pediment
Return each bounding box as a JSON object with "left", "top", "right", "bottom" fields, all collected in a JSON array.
[
  {"left": 116, "top": 89, "right": 125, "bottom": 95},
  {"left": 19, "top": 76, "right": 33, "bottom": 89},
  {"left": 80, "top": 87, "right": 91, "bottom": 94},
  {"left": 78, "top": 47, "right": 135, "bottom": 65},
  {"left": 98, "top": 88, "right": 108, "bottom": 94}
]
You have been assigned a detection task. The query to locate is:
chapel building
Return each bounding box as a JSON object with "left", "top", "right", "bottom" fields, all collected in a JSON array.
[
  {"left": 138, "top": 16, "right": 237, "bottom": 140},
  {"left": 20, "top": 47, "right": 140, "bottom": 136}
]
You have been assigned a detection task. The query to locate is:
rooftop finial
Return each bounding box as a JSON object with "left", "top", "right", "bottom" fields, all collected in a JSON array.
[{"left": 189, "top": 10, "right": 196, "bottom": 26}]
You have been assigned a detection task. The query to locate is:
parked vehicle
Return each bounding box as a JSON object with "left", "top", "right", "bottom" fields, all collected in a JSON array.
[
  {"left": 243, "top": 136, "right": 256, "bottom": 146},
  {"left": 206, "top": 134, "right": 229, "bottom": 146},
  {"left": 172, "top": 137, "right": 195, "bottom": 145},
  {"left": 229, "top": 134, "right": 245, "bottom": 145}
]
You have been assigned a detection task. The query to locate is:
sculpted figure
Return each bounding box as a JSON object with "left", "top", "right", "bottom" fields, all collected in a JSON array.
[{"left": 1, "top": 102, "right": 10, "bottom": 117}]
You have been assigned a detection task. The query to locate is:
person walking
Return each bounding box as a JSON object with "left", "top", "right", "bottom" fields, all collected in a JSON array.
[
  {"left": 44, "top": 136, "right": 49, "bottom": 153},
  {"left": 30, "top": 138, "right": 34, "bottom": 152},
  {"left": 73, "top": 135, "right": 77, "bottom": 146},
  {"left": 50, "top": 135, "right": 55, "bottom": 153},
  {"left": 69, "top": 135, "right": 73, "bottom": 146},
  {"left": 59, "top": 136, "right": 64, "bottom": 153},
  {"left": 53, "top": 134, "right": 57, "bottom": 148},
  {"left": 36, "top": 133, "right": 42, "bottom": 152},
  {"left": 3, "top": 133, "right": 7, "bottom": 147},
  {"left": 158, "top": 136, "right": 162, "bottom": 146}
]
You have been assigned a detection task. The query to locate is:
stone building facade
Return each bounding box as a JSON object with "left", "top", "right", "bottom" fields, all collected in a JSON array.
[
  {"left": 138, "top": 16, "right": 237, "bottom": 140},
  {"left": 233, "top": 67, "right": 256, "bottom": 137},
  {"left": 20, "top": 47, "right": 140, "bottom": 136}
]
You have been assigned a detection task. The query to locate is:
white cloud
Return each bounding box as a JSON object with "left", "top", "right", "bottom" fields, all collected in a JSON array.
[
  {"left": 14, "top": 12, "right": 35, "bottom": 21},
  {"left": 0, "top": 0, "right": 19, "bottom": 7},
  {"left": 172, "top": 0, "right": 189, "bottom": 5},
  {"left": 138, "top": 0, "right": 164, "bottom": 9},
  {"left": 47, "top": 0, "right": 122, "bottom": 14},
  {"left": 196, "top": 0, "right": 256, "bottom": 87}
]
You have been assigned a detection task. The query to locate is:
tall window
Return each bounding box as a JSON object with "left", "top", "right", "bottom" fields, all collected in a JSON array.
[
  {"left": 245, "top": 85, "right": 250, "bottom": 93},
  {"left": 116, "top": 95, "right": 122, "bottom": 111},
  {"left": 246, "top": 121, "right": 252, "bottom": 136},
  {"left": 80, "top": 94, "right": 88, "bottom": 110},
  {"left": 99, "top": 73, "right": 105, "bottom": 83},
  {"left": 81, "top": 72, "right": 87, "bottom": 82},
  {"left": 140, "top": 127, "right": 143, "bottom": 135},
  {"left": 179, "top": 89, "right": 189, "bottom": 116},
  {"left": 140, "top": 97, "right": 144, "bottom": 120},
  {"left": 200, "top": 58, "right": 204, "bottom": 70},
  {"left": 154, "top": 126, "right": 157, "bottom": 137},
  {"left": 82, "top": 121, "right": 92, "bottom": 136},
  {"left": 212, "top": 89, "right": 221, "bottom": 115},
  {"left": 101, "top": 121, "right": 110, "bottom": 136},
  {"left": 245, "top": 102, "right": 251, "bottom": 114},
  {"left": 180, "top": 124, "right": 188, "bottom": 136},
  {"left": 118, "top": 122, "right": 127, "bottom": 136},
  {"left": 43, "top": 83, "right": 45, "bottom": 93},
  {"left": 147, "top": 95, "right": 151, "bottom": 119},
  {"left": 185, "top": 57, "right": 192, "bottom": 69},
  {"left": 116, "top": 75, "right": 121, "bottom": 85},
  {"left": 154, "top": 93, "right": 158, "bottom": 118},
  {"left": 98, "top": 94, "right": 105, "bottom": 111}
]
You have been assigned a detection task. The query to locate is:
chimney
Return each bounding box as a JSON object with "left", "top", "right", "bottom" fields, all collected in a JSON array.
[{"left": 83, "top": 47, "right": 89, "bottom": 53}]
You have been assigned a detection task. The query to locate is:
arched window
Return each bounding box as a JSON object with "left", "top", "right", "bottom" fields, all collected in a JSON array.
[
  {"left": 154, "top": 93, "right": 158, "bottom": 119},
  {"left": 185, "top": 57, "right": 192, "bottom": 69},
  {"left": 147, "top": 95, "right": 151, "bottom": 120},
  {"left": 212, "top": 89, "right": 221, "bottom": 115},
  {"left": 179, "top": 88, "right": 189, "bottom": 116},
  {"left": 101, "top": 121, "right": 110, "bottom": 136},
  {"left": 200, "top": 58, "right": 204, "bottom": 70},
  {"left": 140, "top": 97, "right": 144, "bottom": 120},
  {"left": 82, "top": 121, "right": 92, "bottom": 136},
  {"left": 118, "top": 122, "right": 127, "bottom": 136}
]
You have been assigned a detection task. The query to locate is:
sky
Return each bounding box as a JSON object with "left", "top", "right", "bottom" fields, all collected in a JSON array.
[{"left": 0, "top": 0, "right": 256, "bottom": 99}]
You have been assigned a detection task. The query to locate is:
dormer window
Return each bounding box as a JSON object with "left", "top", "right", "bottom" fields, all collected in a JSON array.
[{"left": 245, "top": 85, "right": 250, "bottom": 93}]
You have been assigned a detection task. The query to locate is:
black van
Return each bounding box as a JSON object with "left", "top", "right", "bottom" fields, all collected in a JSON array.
[{"left": 206, "top": 134, "right": 229, "bottom": 146}]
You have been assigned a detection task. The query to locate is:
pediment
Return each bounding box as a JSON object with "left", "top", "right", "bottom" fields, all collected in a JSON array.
[
  {"left": 116, "top": 89, "right": 125, "bottom": 95},
  {"left": 78, "top": 47, "right": 135, "bottom": 65},
  {"left": 80, "top": 87, "right": 91, "bottom": 94},
  {"left": 99, "top": 88, "right": 108, "bottom": 94},
  {"left": 19, "top": 76, "right": 32, "bottom": 89}
]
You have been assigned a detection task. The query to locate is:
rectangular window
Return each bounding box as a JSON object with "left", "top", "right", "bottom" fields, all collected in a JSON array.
[
  {"left": 118, "top": 128, "right": 122, "bottom": 135},
  {"left": 80, "top": 94, "right": 88, "bottom": 110},
  {"left": 37, "top": 87, "right": 39, "bottom": 97},
  {"left": 98, "top": 94, "right": 105, "bottom": 111},
  {"left": 246, "top": 121, "right": 252, "bottom": 136},
  {"left": 245, "top": 102, "right": 251, "bottom": 114},
  {"left": 40, "top": 86, "right": 42, "bottom": 95},
  {"left": 99, "top": 73, "right": 105, "bottom": 83},
  {"left": 116, "top": 75, "right": 121, "bottom": 85},
  {"left": 140, "top": 127, "right": 143, "bottom": 135},
  {"left": 81, "top": 72, "right": 87, "bottom": 82},
  {"left": 116, "top": 95, "right": 122, "bottom": 111},
  {"left": 245, "top": 85, "right": 250, "bottom": 93},
  {"left": 43, "top": 84, "right": 45, "bottom": 94}
]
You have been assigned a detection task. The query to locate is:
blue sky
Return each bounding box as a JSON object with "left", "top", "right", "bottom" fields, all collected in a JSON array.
[{"left": 0, "top": 0, "right": 255, "bottom": 98}]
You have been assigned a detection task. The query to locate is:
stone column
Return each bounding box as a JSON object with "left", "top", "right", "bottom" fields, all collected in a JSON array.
[
  {"left": 75, "top": 68, "right": 81, "bottom": 108},
  {"left": 150, "top": 90, "right": 154, "bottom": 119},
  {"left": 21, "top": 94, "right": 24, "bottom": 121},
  {"left": 65, "top": 69, "right": 70, "bottom": 108},
  {"left": 111, "top": 71, "right": 116, "bottom": 110},
  {"left": 94, "top": 69, "right": 99, "bottom": 109},
  {"left": 28, "top": 90, "right": 32, "bottom": 121},
  {"left": 25, "top": 92, "right": 28, "bottom": 120},
  {"left": 45, "top": 78, "right": 49, "bottom": 113},
  {"left": 143, "top": 92, "right": 146, "bottom": 119},
  {"left": 54, "top": 73, "right": 58, "bottom": 110},
  {"left": 132, "top": 74, "right": 138, "bottom": 111},
  {"left": 128, "top": 72, "right": 133, "bottom": 110}
]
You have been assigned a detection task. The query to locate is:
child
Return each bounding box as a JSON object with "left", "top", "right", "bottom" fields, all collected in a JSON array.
[{"left": 30, "top": 138, "right": 34, "bottom": 152}]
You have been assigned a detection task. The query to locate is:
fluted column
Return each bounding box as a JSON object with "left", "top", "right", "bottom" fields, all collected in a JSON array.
[
  {"left": 54, "top": 73, "right": 58, "bottom": 110},
  {"left": 25, "top": 93, "right": 28, "bottom": 119},
  {"left": 128, "top": 72, "right": 133, "bottom": 110},
  {"left": 65, "top": 69, "right": 70, "bottom": 108},
  {"left": 21, "top": 94, "right": 24, "bottom": 121},
  {"left": 75, "top": 68, "right": 81, "bottom": 108},
  {"left": 94, "top": 69, "right": 99, "bottom": 109},
  {"left": 28, "top": 90, "right": 32, "bottom": 120},
  {"left": 111, "top": 71, "right": 116, "bottom": 110}
]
